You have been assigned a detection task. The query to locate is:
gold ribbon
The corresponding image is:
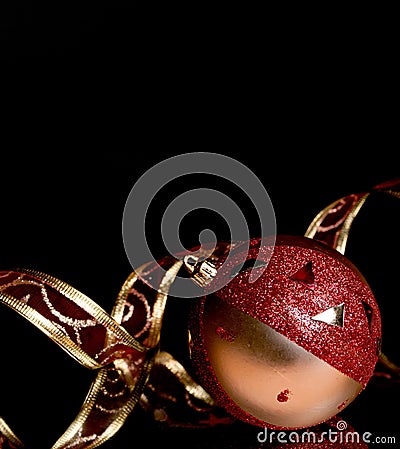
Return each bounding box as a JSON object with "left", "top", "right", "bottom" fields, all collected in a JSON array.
[{"left": 0, "top": 261, "right": 184, "bottom": 448}]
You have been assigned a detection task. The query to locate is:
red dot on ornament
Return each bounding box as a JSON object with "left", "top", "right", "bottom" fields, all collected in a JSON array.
[
  {"left": 216, "top": 326, "right": 235, "bottom": 342},
  {"left": 277, "top": 389, "right": 291, "bottom": 402}
]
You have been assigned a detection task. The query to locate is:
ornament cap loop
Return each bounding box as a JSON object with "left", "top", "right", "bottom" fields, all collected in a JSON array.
[{"left": 183, "top": 254, "right": 218, "bottom": 287}]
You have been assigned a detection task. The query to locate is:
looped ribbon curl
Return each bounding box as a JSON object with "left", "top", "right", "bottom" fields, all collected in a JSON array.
[{"left": 0, "top": 255, "right": 231, "bottom": 448}]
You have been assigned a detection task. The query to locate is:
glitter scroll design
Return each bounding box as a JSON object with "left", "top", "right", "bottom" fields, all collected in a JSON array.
[{"left": 0, "top": 270, "right": 145, "bottom": 369}]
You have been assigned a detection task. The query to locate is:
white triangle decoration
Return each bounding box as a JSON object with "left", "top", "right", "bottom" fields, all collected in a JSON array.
[{"left": 312, "top": 303, "right": 345, "bottom": 327}]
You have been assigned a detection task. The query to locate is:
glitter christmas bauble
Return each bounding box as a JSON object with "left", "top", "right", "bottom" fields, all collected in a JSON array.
[{"left": 188, "top": 235, "right": 381, "bottom": 429}]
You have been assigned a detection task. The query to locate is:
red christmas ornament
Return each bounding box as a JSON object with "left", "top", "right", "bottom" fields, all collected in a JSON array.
[{"left": 187, "top": 235, "right": 382, "bottom": 430}]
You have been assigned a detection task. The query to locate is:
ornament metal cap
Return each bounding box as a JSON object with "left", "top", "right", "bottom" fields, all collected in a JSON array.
[{"left": 183, "top": 254, "right": 218, "bottom": 287}]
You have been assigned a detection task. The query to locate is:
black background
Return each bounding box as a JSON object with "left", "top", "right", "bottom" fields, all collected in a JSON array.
[{"left": 1, "top": 4, "right": 399, "bottom": 449}]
